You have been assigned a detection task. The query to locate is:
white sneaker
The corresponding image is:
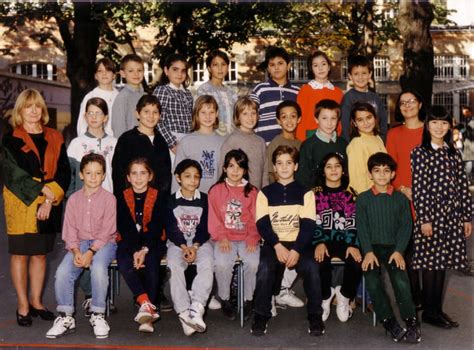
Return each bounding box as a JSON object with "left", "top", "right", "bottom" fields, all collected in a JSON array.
[
  {"left": 322, "top": 287, "right": 336, "bottom": 321},
  {"left": 46, "top": 314, "right": 76, "bottom": 338},
  {"left": 134, "top": 301, "right": 159, "bottom": 324},
  {"left": 275, "top": 288, "right": 304, "bottom": 307},
  {"left": 179, "top": 312, "right": 196, "bottom": 336},
  {"left": 335, "top": 286, "right": 353, "bottom": 322},
  {"left": 188, "top": 301, "right": 206, "bottom": 332},
  {"left": 138, "top": 321, "right": 154, "bottom": 333},
  {"left": 82, "top": 298, "right": 92, "bottom": 318},
  {"left": 90, "top": 313, "right": 110, "bottom": 339},
  {"left": 208, "top": 296, "right": 222, "bottom": 310},
  {"left": 271, "top": 296, "right": 278, "bottom": 317}
]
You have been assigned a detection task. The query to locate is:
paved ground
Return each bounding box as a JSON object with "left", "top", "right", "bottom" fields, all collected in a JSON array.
[{"left": 0, "top": 195, "right": 473, "bottom": 350}]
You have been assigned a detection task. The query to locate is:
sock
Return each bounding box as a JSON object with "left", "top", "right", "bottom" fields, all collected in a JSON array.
[{"left": 137, "top": 293, "right": 150, "bottom": 305}]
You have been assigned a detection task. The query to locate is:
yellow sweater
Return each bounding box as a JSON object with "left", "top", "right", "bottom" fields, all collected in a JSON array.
[{"left": 347, "top": 133, "right": 386, "bottom": 194}]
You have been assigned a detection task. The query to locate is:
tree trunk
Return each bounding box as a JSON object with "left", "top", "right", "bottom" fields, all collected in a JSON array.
[{"left": 398, "top": 0, "right": 435, "bottom": 108}]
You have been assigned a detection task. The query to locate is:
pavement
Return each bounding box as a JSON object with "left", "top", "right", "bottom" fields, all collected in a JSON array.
[{"left": 0, "top": 194, "right": 473, "bottom": 350}]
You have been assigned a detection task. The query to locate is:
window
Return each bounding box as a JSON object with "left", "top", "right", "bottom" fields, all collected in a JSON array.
[
  {"left": 192, "top": 60, "right": 238, "bottom": 84},
  {"left": 10, "top": 62, "right": 57, "bottom": 81},
  {"left": 432, "top": 90, "right": 469, "bottom": 119},
  {"left": 288, "top": 57, "right": 307, "bottom": 82},
  {"left": 434, "top": 55, "right": 469, "bottom": 80},
  {"left": 433, "top": 92, "right": 454, "bottom": 115},
  {"left": 341, "top": 56, "right": 390, "bottom": 82}
]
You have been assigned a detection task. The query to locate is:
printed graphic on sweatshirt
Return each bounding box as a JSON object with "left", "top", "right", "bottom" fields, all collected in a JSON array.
[
  {"left": 173, "top": 206, "right": 203, "bottom": 241},
  {"left": 200, "top": 150, "right": 216, "bottom": 179},
  {"left": 225, "top": 198, "right": 244, "bottom": 230},
  {"left": 270, "top": 208, "right": 301, "bottom": 242}
]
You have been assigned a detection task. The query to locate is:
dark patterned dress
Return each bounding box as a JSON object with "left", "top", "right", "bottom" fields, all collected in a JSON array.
[{"left": 411, "top": 145, "right": 472, "bottom": 270}]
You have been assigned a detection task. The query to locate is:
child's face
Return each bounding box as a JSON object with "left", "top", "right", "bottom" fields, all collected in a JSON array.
[
  {"left": 277, "top": 106, "right": 301, "bottom": 134},
  {"left": 323, "top": 157, "right": 343, "bottom": 185},
  {"left": 348, "top": 65, "right": 372, "bottom": 91},
  {"left": 209, "top": 56, "right": 228, "bottom": 82},
  {"left": 176, "top": 166, "right": 201, "bottom": 195},
  {"left": 137, "top": 103, "right": 160, "bottom": 130},
  {"left": 311, "top": 55, "right": 330, "bottom": 82},
  {"left": 95, "top": 63, "right": 115, "bottom": 87},
  {"left": 79, "top": 161, "right": 106, "bottom": 191},
  {"left": 85, "top": 104, "right": 107, "bottom": 130},
  {"left": 224, "top": 158, "right": 245, "bottom": 186},
  {"left": 369, "top": 165, "right": 395, "bottom": 187},
  {"left": 428, "top": 120, "right": 450, "bottom": 144},
  {"left": 267, "top": 56, "right": 289, "bottom": 83},
  {"left": 273, "top": 153, "right": 297, "bottom": 183},
  {"left": 317, "top": 108, "right": 339, "bottom": 136},
  {"left": 120, "top": 61, "right": 144, "bottom": 88},
  {"left": 127, "top": 163, "right": 153, "bottom": 193},
  {"left": 197, "top": 103, "right": 218, "bottom": 130},
  {"left": 164, "top": 60, "right": 187, "bottom": 87},
  {"left": 353, "top": 110, "right": 376, "bottom": 135},
  {"left": 238, "top": 106, "right": 258, "bottom": 132}
]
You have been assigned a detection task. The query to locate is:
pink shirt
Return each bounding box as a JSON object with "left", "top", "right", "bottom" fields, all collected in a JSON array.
[
  {"left": 62, "top": 187, "right": 117, "bottom": 251},
  {"left": 208, "top": 181, "right": 260, "bottom": 246}
]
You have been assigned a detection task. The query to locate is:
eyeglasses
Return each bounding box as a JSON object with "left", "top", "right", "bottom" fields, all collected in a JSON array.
[
  {"left": 86, "top": 111, "right": 105, "bottom": 117},
  {"left": 399, "top": 98, "right": 418, "bottom": 107}
]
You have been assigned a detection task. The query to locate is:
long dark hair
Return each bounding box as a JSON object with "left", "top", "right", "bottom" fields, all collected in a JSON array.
[
  {"left": 394, "top": 88, "right": 426, "bottom": 123},
  {"left": 315, "top": 152, "right": 349, "bottom": 189},
  {"left": 421, "top": 105, "right": 456, "bottom": 155},
  {"left": 213, "top": 149, "right": 255, "bottom": 197},
  {"left": 158, "top": 53, "right": 190, "bottom": 87}
]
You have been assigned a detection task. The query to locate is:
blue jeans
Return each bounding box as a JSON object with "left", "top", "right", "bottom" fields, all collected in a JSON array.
[{"left": 55, "top": 240, "right": 116, "bottom": 315}]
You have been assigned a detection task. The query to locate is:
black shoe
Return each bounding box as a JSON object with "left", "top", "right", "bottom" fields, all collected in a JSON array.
[
  {"left": 422, "top": 313, "right": 452, "bottom": 329},
  {"left": 440, "top": 312, "right": 459, "bottom": 328},
  {"left": 250, "top": 314, "right": 269, "bottom": 336},
  {"left": 308, "top": 314, "right": 325, "bottom": 336},
  {"left": 159, "top": 295, "right": 173, "bottom": 312},
  {"left": 382, "top": 317, "right": 406, "bottom": 342},
  {"left": 16, "top": 310, "right": 32, "bottom": 327},
  {"left": 221, "top": 299, "right": 236, "bottom": 321},
  {"left": 243, "top": 300, "right": 253, "bottom": 321},
  {"left": 404, "top": 317, "right": 421, "bottom": 343},
  {"left": 30, "top": 305, "right": 55, "bottom": 321}
]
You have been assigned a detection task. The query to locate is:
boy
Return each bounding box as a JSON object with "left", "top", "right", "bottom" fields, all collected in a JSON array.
[
  {"left": 295, "top": 99, "right": 347, "bottom": 190},
  {"left": 250, "top": 46, "right": 300, "bottom": 144},
  {"left": 111, "top": 54, "right": 145, "bottom": 137},
  {"left": 340, "top": 55, "right": 388, "bottom": 142},
  {"left": 356, "top": 152, "right": 420, "bottom": 343},
  {"left": 252, "top": 145, "right": 324, "bottom": 337},
  {"left": 46, "top": 153, "right": 117, "bottom": 339}
]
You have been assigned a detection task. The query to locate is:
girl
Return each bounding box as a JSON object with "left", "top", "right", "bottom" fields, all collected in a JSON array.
[
  {"left": 386, "top": 89, "right": 426, "bottom": 310},
  {"left": 219, "top": 96, "right": 269, "bottom": 189},
  {"left": 313, "top": 153, "right": 362, "bottom": 323},
  {"left": 208, "top": 149, "right": 260, "bottom": 321},
  {"left": 196, "top": 49, "right": 238, "bottom": 136},
  {"left": 296, "top": 51, "right": 343, "bottom": 141},
  {"left": 346, "top": 102, "right": 386, "bottom": 194},
  {"left": 68, "top": 97, "right": 117, "bottom": 196},
  {"left": 153, "top": 53, "right": 193, "bottom": 162},
  {"left": 166, "top": 159, "right": 213, "bottom": 336},
  {"left": 411, "top": 106, "right": 472, "bottom": 329},
  {"left": 112, "top": 94, "right": 171, "bottom": 197},
  {"left": 116, "top": 158, "right": 166, "bottom": 333},
  {"left": 172, "top": 95, "right": 225, "bottom": 193},
  {"left": 77, "top": 58, "right": 119, "bottom": 136}
]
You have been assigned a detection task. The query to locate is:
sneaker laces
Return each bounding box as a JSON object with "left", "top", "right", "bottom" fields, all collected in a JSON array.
[{"left": 140, "top": 301, "right": 157, "bottom": 313}]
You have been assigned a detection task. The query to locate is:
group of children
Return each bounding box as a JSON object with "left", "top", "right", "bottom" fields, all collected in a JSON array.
[{"left": 43, "top": 46, "right": 471, "bottom": 344}]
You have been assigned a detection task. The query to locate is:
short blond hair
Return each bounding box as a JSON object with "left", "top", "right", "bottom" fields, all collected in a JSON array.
[
  {"left": 11, "top": 89, "right": 49, "bottom": 128},
  {"left": 192, "top": 95, "right": 219, "bottom": 131},
  {"left": 233, "top": 96, "right": 259, "bottom": 128}
]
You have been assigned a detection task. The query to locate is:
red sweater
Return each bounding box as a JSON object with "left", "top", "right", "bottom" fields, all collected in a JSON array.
[
  {"left": 208, "top": 181, "right": 260, "bottom": 246},
  {"left": 296, "top": 83, "right": 343, "bottom": 141}
]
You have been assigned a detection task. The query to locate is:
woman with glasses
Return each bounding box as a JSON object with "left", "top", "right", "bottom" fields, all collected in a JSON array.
[{"left": 386, "top": 88, "right": 426, "bottom": 311}]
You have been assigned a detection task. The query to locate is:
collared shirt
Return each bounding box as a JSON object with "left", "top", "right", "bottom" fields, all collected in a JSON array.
[
  {"left": 176, "top": 188, "right": 201, "bottom": 201},
  {"left": 371, "top": 185, "right": 394, "bottom": 196},
  {"left": 431, "top": 142, "right": 448, "bottom": 150},
  {"left": 62, "top": 187, "right": 117, "bottom": 251},
  {"left": 308, "top": 80, "right": 335, "bottom": 90},
  {"left": 168, "top": 82, "right": 186, "bottom": 91},
  {"left": 315, "top": 129, "right": 337, "bottom": 143}
]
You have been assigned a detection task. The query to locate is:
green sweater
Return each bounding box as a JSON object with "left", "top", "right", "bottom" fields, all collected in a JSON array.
[
  {"left": 295, "top": 134, "right": 347, "bottom": 190},
  {"left": 355, "top": 188, "right": 412, "bottom": 254}
]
